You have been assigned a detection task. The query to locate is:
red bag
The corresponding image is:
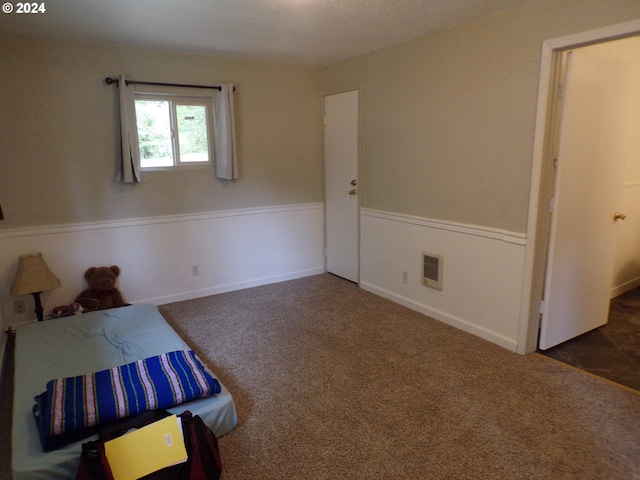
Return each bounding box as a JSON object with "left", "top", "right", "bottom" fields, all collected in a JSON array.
[{"left": 75, "top": 410, "right": 222, "bottom": 480}]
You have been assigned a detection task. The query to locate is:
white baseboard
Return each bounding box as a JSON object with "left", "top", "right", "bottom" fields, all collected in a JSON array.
[
  {"left": 611, "top": 276, "right": 640, "bottom": 299},
  {"left": 361, "top": 281, "right": 518, "bottom": 352},
  {"left": 145, "top": 267, "right": 326, "bottom": 305}
]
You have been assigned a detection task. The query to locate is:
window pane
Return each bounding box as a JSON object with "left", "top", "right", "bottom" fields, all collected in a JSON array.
[
  {"left": 135, "top": 100, "right": 174, "bottom": 167},
  {"left": 177, "top": 104, "right": 210, "bottom": 163}
]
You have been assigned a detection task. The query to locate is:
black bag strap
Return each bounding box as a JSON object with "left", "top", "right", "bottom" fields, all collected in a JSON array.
[{"left": 181, "top": 411, "right": 222, "bottom": 480}]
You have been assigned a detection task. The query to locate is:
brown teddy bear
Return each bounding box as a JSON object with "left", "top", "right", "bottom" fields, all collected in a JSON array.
[{"left": 74, "top": 265, "right": 130, "bottom": 312}]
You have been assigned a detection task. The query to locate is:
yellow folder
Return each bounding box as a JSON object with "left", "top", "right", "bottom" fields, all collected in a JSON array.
[{"left": 104, "top": 414, "right": 188, "bottom": 480}]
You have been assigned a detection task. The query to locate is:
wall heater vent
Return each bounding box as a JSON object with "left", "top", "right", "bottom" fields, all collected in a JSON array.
[{"left": 422, "top": 252, "right": 443, "bottom": 290}]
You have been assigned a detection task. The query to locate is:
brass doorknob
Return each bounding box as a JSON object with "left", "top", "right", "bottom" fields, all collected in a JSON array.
[
  {"left": 614, "top": 212, "right": 627, "bottom": 221},
  {"left": 348, "top": 189, "right": 357, "bottom": 196}
]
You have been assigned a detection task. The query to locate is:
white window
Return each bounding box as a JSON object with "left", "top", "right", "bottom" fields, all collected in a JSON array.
[{"left": 134, "top": 94, "right": 213, "bottom": 170}]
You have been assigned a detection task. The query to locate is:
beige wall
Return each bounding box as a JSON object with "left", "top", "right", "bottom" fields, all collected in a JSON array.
[
  {"left": 321, "top": 0, "right": 640, "bottom": 233},
  {"left": 0, "top": 35, "right": 324, "bottom": 229},
  {"left": 3, "top": 0, "right": 639, "bottom": 233}
]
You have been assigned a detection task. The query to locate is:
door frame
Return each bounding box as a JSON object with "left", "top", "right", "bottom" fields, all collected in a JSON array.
[
  {"left": 323, "top": 85, "right": 362, "bottom": 283},
  {"left": 518, "top": 19, "right": 640, "bottom": 354}
]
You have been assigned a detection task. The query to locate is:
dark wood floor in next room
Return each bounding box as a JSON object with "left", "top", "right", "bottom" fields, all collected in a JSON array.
[{"left": 540, "top": 287, "right": 640, "bottom": 392}]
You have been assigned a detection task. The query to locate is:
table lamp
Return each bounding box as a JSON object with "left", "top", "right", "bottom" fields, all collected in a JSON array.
[{"left": 11, "top": 253, "right": 62, "bottom": 321}]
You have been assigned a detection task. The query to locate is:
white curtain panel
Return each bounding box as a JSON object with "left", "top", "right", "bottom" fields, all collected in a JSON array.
[
  {"left": 213, "top": 84, "right": 238, "bottom": 180},
  {"left": 117, "top": 74, "right": 142, "bottom": 183}
]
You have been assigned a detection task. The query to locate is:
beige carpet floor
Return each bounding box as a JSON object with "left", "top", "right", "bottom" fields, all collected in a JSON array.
[
  {"left": 3, "top": 273, "right": 640, "bottom": 479},
  {"left": 158, "top": 274, "right": 640, "bottom": 480}
]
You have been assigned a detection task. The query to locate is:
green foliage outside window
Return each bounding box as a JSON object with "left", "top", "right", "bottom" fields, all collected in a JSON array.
[
  {"left": 177, "top": 105, "right": 209, "bottom": 162},
  {"left": 135, "top": 97, "right": 211, "bottom": 168},
  {"left": 136, "top": 100, "right": 172, "bottom": 165}
]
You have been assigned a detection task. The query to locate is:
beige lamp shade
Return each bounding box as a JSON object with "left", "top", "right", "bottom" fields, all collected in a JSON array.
[{"left": 11, "top": 253, "right": 61, "bottom": 296}]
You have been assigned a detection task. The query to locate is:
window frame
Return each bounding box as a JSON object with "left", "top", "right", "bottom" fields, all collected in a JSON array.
[{"left": 134, "top": 92, "right": 215, "bottom": 172}]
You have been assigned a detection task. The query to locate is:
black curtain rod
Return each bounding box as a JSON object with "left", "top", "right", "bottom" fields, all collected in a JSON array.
[{"left": 105, "top": 77, "right": 225, "bottom": 91}]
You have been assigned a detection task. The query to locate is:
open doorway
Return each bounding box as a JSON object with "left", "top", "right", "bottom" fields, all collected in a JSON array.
[
  {"left": 533, "top": 33, "right": 640, "bottom": 390},
  {"left": 538, "top": 36, "right": 640, "bottom": 350},
  {"left": 519, "top": 19, "right": 640, "bottom": 355}
]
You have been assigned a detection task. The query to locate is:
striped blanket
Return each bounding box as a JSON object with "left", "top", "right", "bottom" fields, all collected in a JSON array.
[{"left": 33, "top": 350, "right": 221, "bottom": 451}]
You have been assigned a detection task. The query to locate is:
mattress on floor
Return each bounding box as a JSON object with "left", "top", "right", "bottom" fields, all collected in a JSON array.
[{"left": 12, "top": 303, "right": 237, "bottom": 480}]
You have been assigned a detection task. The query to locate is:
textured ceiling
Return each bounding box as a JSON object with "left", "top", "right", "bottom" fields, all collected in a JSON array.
[{"left": 1, "top": 0, "right": 539, "bottom": 65}]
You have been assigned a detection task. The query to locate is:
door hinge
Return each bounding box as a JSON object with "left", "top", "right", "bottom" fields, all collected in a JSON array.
[
  {"left": 539, "top": 300, "right": 545, "bottom": 314},
  {"left": 548, "top": 198, "right": 554, "bottom": 213},
  {"left": 557, "top": 83, "right": 565, "bottom": 99}
]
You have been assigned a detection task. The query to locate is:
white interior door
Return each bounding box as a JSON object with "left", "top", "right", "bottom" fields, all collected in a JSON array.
[
  {"left": 539, "top": 50, "right": 632, "bottom": 350},
  {"left": 324, "top": 90, "right": 359, "bottom": 283}
]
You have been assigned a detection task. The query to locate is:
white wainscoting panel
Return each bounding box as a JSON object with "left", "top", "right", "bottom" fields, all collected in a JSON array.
[
  {"left": 360, "top": 209, "right": 527, "bottom": 352},
  {"left": 0, "top": 203, "right": 325, "bottom": 330}
]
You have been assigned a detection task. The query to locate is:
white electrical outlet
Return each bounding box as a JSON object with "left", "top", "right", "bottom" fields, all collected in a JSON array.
[
  {"left": 13, "top": 299, "right": 26, "bottom": 314},
  {"left": 191, "top": 265, "right": 200, "bottom": 277}
]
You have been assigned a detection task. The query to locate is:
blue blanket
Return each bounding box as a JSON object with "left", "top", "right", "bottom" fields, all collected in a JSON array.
[{"left": 33, "top": 350, "right": 221, "bottom": 451}]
